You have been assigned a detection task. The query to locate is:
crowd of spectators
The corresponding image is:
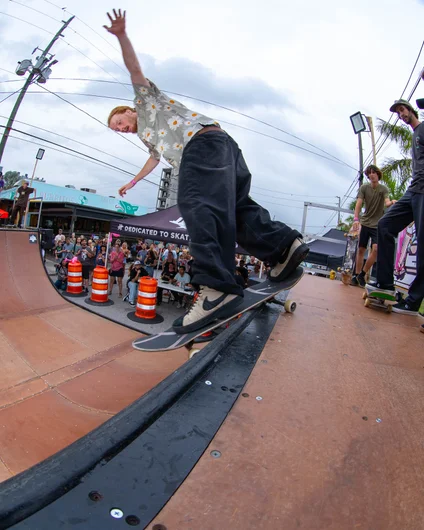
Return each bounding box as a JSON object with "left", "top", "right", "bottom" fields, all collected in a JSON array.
[{"left": 51, "top": 233, "right": 265, "bottom": 309}]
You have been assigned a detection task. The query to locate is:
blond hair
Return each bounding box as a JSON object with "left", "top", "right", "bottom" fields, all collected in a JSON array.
[{"left": 107, "top": 105, "right": 136, "bottom": 127}]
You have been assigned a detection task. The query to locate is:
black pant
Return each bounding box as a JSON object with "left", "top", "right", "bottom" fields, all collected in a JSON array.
[
  {"left": 377, "top": 190, "right": 424, "bottom": 309},
  {"left": 11, "top": 203, "right": 26, "bottom": 225},
  {"left": 178, "top": 131, "right": 301, "bottom": 296}
]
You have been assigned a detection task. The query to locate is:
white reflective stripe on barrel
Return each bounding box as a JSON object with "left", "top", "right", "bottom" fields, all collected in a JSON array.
[
  {"left": 137, "top": 303, "right": 156, "bottom": 311},
  {"left": 93, "top": 278, "right": 108, "bottom": 284},
  {"left": 68, "top": 281, "right": 82, "bottom": 287},
  {"left": 138, "top": 291, "right": 156, "bottom": 299},
  {"left": 91, "top": 288, "right": 107, "bottom": 295},
  {"left": 68, "top": 271, "right": 82, "bottom": 277}
]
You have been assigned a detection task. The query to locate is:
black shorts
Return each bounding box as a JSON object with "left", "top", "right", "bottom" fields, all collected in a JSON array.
[
  {"left": 359, "top": 225, "right": 377, "bottom": 248},
  {"left": 109, "top": 269, "right": 124, "bottom": 278},
  {"left": 81, "top": 266, "right": 91, "bottom": 280}
]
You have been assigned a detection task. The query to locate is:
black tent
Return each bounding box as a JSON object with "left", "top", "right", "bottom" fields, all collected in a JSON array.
[
  {"left": 110, "top": 205, "right": 249, "bottom": 254},
  {"left": 306, "top": 228, "right": 347, "bottom": 269}
]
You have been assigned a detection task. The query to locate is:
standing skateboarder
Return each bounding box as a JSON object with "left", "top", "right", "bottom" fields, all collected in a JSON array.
[
  {"left": 103, "top": 9, "right": 309, "bottom": 334},
  {"left": 350, "top": 165, "right": 395, "bottom": 287},
  {"left": 11, "top": 180, "right": 35, "bottom": 227},
  {"left": 367, "top": 99, "right": 424, "bottom": 316}
]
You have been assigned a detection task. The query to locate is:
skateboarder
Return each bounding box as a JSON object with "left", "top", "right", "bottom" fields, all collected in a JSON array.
[
  {"left": 103, "top": 9, "right": 309, "bottom": 334},
  {"left": 10, "top": 180, "right": 36, "bottom": 227},
  {"left": 367, "top": 99, "right": 424, "bottom": 315},
  {"left": 350, "top": 165, "right": 395, "bottom": 287}
]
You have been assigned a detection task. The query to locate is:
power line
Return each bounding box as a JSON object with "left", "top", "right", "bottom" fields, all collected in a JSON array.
[
  {"left": 39, "top": 0, "right": 122, "bottom": 55},
  {"left": 0, "top": 113, "right": 153, "bottom": 173},
  {"left": 9, "top": 0, "right": 129, "bottom": 80},
  {"left": 34, "top": 83, "right": 169, "bottom": 165},
  {"left": 44, "top": 77, "right": 358, "bottom": 170},
  {"left": 250, "top": 184, "right": 338, "bottom": 199},
  {"left": 0, "top": 88, "right": 23, "bottom": 105},
  {"left": 250, "top": 189, "right": 337, "bottom": 204},
  {"left": 9, "top": 0, "right": 60, "bottom": 23},
  {"left": 1, "top": 86, "right": 358, "bottom": 170},
  {"left": 0, "top": 10, "right": 55, "bottom": 35},
  {"left": 0, "top": 67, "right": 17, "bottom": 75},
  {"left": 320, "top": 45, "right": 424, "bottom": 235},
  {"left": 0, "top": 125, "right": 160, "bottom": 188},
  {"left": 9, "top": 0, "right": 362, "bottom": 170},
  {"left": 3, "top": 6, "right": 131, "bottom": 95}
]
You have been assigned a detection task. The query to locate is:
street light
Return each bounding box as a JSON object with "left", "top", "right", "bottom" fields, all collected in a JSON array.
[
  {"left": 349, "top": 112, "right": 367, "bottom": 187},
  {"left": 24, "top": 148, "right": 45, "bottom": 227}
]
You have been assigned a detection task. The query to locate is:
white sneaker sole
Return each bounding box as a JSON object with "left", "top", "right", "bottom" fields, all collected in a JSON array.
[{"left": 392, "top": 307, "right": 418, "bottom": 316}]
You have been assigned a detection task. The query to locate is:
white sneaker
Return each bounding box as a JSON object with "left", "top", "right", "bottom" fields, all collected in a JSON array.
[
  {"left": 269, "top": 238, "right": 309, "bottom": 282},
  {"left": 176, "top": 302, "right": 182, "bottom": 309},
  {"left": 173, "top": 286, "right": 243, "bottom": 334}
]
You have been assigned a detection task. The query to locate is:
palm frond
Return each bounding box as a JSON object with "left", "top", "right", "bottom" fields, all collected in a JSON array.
[
  {"left": 381, "top": 157, "right": 412, "bottom": 195},
  {"left": 376, "top": 119, "right": 413, "bottom": 157}
]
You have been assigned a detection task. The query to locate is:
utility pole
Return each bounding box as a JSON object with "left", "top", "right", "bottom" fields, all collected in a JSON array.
[
  {"left": 0, "top": 16, "right": 74, "bottom": 165},
  {"left": 358, "top": 131, "right": 364, "bottom": 187},
  {"left": 366, "top": 116, "right": 377, "bottom": 165},
  {"left": 336, "top": 196, "right": 341, "bottom": 225}
]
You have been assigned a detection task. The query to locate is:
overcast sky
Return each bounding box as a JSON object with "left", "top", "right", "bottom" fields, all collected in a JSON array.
[{"left": 1, "top": 0, "right": 423, "bottom": 236}]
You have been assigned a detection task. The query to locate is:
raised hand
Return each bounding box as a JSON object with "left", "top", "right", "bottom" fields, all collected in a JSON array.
[{"left": 103, "top": 9, "right": 126, "bottom": 36}]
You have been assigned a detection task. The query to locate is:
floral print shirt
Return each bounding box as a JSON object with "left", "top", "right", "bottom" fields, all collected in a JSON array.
[{"left": 134, "top": 80, "right": 219, "bottom": 170}]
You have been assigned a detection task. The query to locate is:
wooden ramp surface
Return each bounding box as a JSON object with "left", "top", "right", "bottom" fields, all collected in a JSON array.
[
  {"left": 0, "top": 230, "right": 189, "bottom": 484},
  {"left": 149, "top": 275, "right": 424, "bottom": 530}
]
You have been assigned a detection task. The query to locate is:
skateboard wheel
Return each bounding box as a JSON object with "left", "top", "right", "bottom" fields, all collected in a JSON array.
[
  {"left": 364, "top": 298, "right": 371, "bottom": 308},
  {"left": 362, "top": 292, "right": 367, "bottom": 300},
  {"left": 189, "top": 348, "right": 201, "bottom": 359},
  {"left": 387, "top": 305, "right": 393, "bottom": 313},
  {"left": 284, "top": 300, "right": 296, "bottom": 313}
]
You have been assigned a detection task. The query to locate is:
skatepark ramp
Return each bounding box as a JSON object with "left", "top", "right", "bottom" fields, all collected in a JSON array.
[
  {"left": 0, "top": 228, "right": 277, "bottom": 528},
  {"left": 1, "top": 229, "right": 423, "bottom": 529}
]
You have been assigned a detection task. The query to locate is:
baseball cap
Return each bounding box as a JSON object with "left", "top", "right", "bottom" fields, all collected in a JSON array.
[
  {"left": 134, "top": 260, "right": 141, "bottom": 265},
  {"left": 389, "top": 99, "right": 416, "bottom": 113},
  {"left": 416, "top": 98, "right": 424, "bottom": 110}
]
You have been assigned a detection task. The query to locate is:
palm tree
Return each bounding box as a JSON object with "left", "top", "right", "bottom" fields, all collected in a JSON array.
[
  {"left": 341, "top": 119, "right": 413, "bottom": 228},
  {"left": 376, "top": 118, "right": 412, "bottom": 194}
]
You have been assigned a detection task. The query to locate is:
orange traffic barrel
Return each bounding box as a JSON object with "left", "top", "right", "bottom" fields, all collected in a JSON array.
[
  {"left": 67, "top": 261, "right": 83, "bottom": 295},
  {"left": 136, "top": 277, "right": 158, "bottom": 320},
  {"left": 90, "top": 266, "right": 109, "bottom": 303}
]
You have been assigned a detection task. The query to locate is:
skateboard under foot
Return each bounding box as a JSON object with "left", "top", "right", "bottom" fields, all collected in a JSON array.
[{"left": 133, "top": 267, "right": 304, "bottom": 352}]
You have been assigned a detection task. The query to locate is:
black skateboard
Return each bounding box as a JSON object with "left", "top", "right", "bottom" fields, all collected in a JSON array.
[{"left": 132, "top": 267, "right": 304, "bottom": 352}]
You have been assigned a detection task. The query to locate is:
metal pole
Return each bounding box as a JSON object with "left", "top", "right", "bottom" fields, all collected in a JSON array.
[
  {"left": 358, "top": 132, "right": 364, "bottom": 187},
  {"left": 336, "top": 196, "right": 341, "bottom": 225},
  {"left": 23, "top": 157, "right": 39, "bottom": 227},
  {"left": 0, "top": 16, "right": 74, "bottom": 164},
  {"left": 301, "top": 203, "right": 308, "bottom": 234},
  {"left": 366, "top": 116, "right": 377, "bottom": 165},
  {"left": 0, "top": 74, "right": 35, "bottom": 165}
]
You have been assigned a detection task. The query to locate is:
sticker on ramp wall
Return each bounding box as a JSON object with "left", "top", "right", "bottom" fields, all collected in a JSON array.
[{"left": 29, "top": 234, "right": 37, "bottom": 244}]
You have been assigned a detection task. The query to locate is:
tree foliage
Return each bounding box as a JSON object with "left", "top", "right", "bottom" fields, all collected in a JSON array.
[{"left": 2, "top": 171, "right": 20, "bottom": 189}]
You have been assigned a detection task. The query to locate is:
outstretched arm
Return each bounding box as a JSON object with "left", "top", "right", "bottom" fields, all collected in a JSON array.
[
  {"left": 103, "top": 9, "right": 150, "bottom": 87},
  {"left": 353, "top": 198, "right": 363, "bottom": 230}
]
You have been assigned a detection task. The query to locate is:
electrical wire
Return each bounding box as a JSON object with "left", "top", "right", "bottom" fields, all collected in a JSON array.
[
  {"left": 0, "top": 10, "right": 55, "bottom": 35},
  {"left": 0, "top": 125, "right": 160, "bottom": 188},
  {"left": 1, "top": 86, "right": 357, "bottom": 170},
  {"left": 34, "top": 84, "right": 169, "bottom": 166},
  {"left": 0, "top": 87, "right": 23, "bottom": 105},
  {"left": 3, "top": 6, "right": 131, "bottom": 95},
  {"left": 45, "top": 77, "right": 358, "bottom": 170},
  {"left": 39, "top": 0, "right": 122, "bottom": 55},
  {"left": 0, "top": 114, "right": 148, "bottom": 172}
]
